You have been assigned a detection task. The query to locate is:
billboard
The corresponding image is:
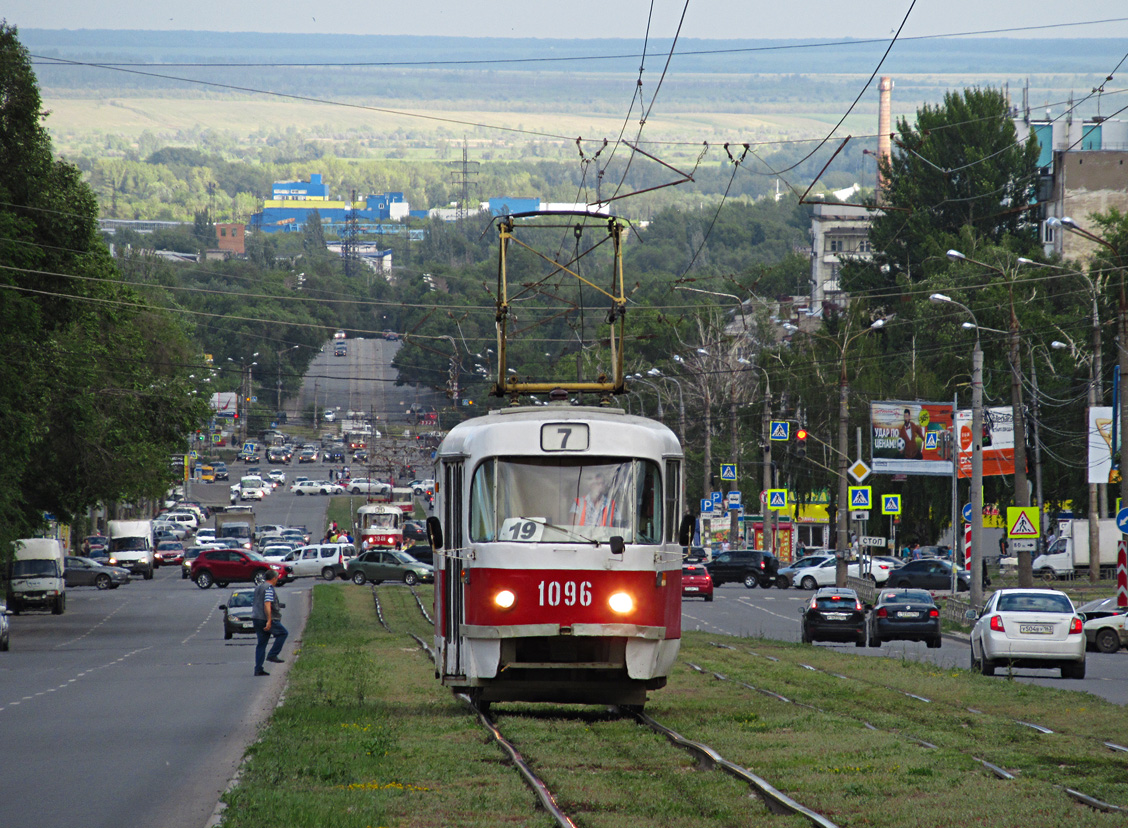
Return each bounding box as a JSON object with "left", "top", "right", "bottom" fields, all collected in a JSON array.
[
  {"left": 210, "top": 391, "right": 238, "bottom": 418},
  {"left": 870, "top": 401, "right": 954, "bottom": 476},
  {"left": 1088, "top": 406, "right": 1115, "bottom": 485},
  {"left": 955, "top": 406, "right": 1016, "bottom": 478}
]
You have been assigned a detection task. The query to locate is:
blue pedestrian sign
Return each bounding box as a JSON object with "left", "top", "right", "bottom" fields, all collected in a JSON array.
[
  {"left": 1117, "top": 507, "right": 1128, "bottom": 534},
  {"left": 848, "top": 486, "right": 872, "bottom": 510},
  {"left": 962, "top": 503, "right": 973, "bottom": 523},
  {"left": 700, "top": 499, "right": 714, "bottom": 514},
  {"left": 770, "top": 421, "right": 790, "bottom": 441},
  {"left": 924, "top": 432, "right": 938, "bottom": 450},
  {"left": 881, "top": 495, "right": 901, "bottom": 516},
  {"left": 767, "top": 489, "right": 788, "bottom": 510},
  {"left": 719, "top": 463, "right": 737, "bottom": 481}
]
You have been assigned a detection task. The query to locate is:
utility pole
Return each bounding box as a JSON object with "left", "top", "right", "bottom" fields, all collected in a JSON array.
[{"left": 763, "top": 381, "right": 774, "bottom": 556}]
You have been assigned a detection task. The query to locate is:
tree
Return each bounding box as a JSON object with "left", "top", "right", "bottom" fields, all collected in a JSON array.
[
  {"left": 0, "top": 23, "right": 208, "bottom": 550},
  {"left": 853, "top": 87, "right": 1041, "bottom": 291}
]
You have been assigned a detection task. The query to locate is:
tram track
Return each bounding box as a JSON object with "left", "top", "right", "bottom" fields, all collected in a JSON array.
[
  {"left": 699, "top": 642, "right": 1128, "bottom": 816},
  {"left": 388, "top": 584, "right": 841, "bottom": 827}
]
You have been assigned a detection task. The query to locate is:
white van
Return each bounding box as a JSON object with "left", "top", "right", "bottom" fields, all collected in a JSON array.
[{"left": 6, "top": 539, "right": 66, "bottom": 614}]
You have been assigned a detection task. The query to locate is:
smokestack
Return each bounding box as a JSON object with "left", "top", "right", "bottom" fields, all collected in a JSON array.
[{"left": 877, "top": 76, "right": 893, "bottom": 199}]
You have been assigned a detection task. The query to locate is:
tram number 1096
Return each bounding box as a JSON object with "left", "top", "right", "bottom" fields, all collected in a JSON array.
[{"left": 537, "top": 580, "right": 593, "bottom": 607}]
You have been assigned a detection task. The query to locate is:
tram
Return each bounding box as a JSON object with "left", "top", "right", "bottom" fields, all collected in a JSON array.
[
  {"left": 356, "top": 503, "right": 403, "bottom": 550},
  {"left": 428, "top": 403, "right": 689, "bottom": 707}
]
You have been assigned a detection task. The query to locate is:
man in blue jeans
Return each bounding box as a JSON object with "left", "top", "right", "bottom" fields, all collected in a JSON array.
[{"left": 251, "top": 569, "right": 288, "bottom": 676}]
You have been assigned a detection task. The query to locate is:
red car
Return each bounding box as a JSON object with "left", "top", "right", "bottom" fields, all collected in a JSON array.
[
  {"left": 190, "top": 548, "right": 292, "bottom": 589},
  {"left": 155, "top": 540, "right": 185, "bottom": 567},
  {"left": 682, "top": 564, "right": 714, "bottom": 602}
]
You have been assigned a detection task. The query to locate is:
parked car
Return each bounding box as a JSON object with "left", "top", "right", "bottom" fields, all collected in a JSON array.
[
  {"left": 777, "top": 554, "right": 835, "bottom": 588},
  {"left": 1076, "top": 596, "right": 1128, "bottom": 653},
  {"left": 969, "top": 588, "right": 1086, "bottom": 678},
  {"left": 190, "top": 549, "right": 291, "bottom": 589},
  {"left": 800, "top": 587, "right": 867, "bottom": 646},
  {"left": 64, "top": 556, "right": 131, "bottom": 589},
  {"left": 347, "top": 549, "right": 434, "bottom": 586},
  {"left": 403, "top": 521, "right": 428, "bottom": 542},
  {"left": 887, "top": 558, "right": 970, "bottom": 591},
  {"left": 0, "top": 605, "right": 9, "bottom": 651},
  {"left": 681, "top": 564, "right": 714, "bottom": 601},
  {"left": 704, "top": 549, "right": 782, "bottom": 588},
  {"left": 790, "top": 556, "right": 898, "bottom": 590},
  {"left": 219, "top": 588, "right": 257, "bottom": 639},
  {"left": 867, "top": 588, "right": 941, "bottom": 648},
  {"left": 347, "top": 478, "right": 392, "bottom": 496}
]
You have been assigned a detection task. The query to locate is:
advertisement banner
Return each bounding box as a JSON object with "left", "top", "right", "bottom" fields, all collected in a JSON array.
[
  {"left": 870, "top": 401, "right": 955, "bottom": 476},
  {"left": 1089, "top": 406, "right": 1114, "bottom": 485},
  {"left": 955, "top": 406, "right": 1016, "bottom": 478}
]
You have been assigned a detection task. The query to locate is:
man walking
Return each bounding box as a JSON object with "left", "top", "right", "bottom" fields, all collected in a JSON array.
[{"left": 251, "top": 569, "right": 288, "bottom": 677}]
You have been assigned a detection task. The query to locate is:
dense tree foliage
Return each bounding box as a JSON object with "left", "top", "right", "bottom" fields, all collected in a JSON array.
[{"left": 0, "top": 23, "right": 208, "bottom": 550}]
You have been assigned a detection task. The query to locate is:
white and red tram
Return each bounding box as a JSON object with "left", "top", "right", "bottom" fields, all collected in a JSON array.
[
  {"left": 428, "top": 404, "right": 688, "bottom": 707},
  {"left": 357, "top": 503, "right": 403, "bottom": 550}
]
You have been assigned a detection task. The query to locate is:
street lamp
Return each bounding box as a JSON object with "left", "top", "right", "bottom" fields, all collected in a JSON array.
[
  {"left": 275, "top": 345, "right": 300, "bottom": 412},
  {"left": 227, "top": 353, "right": 259, "bottom": 445},
  {"left": 797, "top": 317, "right": 884, "bottom": 585},
  {"left": 629, "top": 374, "right": 664, "bottom": 419},
  {"left": 1048, "top": 217, "right": 1127, "bottom": 545},
  {"left": 931, "top": 292, "right": 985, "bottom": 608},
  {"left": 648, "top": 368, "right": 686, "bottom": 445}
]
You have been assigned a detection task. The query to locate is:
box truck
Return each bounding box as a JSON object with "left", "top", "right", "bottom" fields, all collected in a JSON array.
[
  {"left": 1031, "top": 518, "right": 1121, "bottom": 580},
  {"left": 6, "top": 538, "right": 66, "bottom": 614},
  {"left": 107, "top": 519, "right": 155, "bottom": 580}
]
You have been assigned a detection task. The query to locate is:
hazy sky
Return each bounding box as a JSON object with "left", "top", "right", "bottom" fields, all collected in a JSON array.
[{"left": 6, "top": 1, "right": 1128, "bottom": 40}]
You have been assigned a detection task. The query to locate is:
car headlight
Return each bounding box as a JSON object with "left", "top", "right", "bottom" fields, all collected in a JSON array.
[
  {"left": 608, "top": 592, "right": 634, "bottom": 614},
  {"left": 494, "top": 589, "right": 516, "bottom": 609}
]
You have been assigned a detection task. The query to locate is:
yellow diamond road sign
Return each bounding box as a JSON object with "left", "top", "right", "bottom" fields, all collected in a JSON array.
[
  {"left": 848, "top": 459, "right": 871, "bottom": 483},
  {"left": 1007, "top": 507, "right": 1040, "bottom": 538}
]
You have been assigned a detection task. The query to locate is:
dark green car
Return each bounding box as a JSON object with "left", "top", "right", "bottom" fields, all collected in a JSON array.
[{"left": 347, "top": 550, "right": 434, "bottom": 586}]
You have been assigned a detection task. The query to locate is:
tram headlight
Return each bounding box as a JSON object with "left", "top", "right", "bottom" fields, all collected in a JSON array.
[
  {"left": 608, "top": 591, "right": 634, "bottom": 614},
  {"left": 494, "top": 589, "right": 516, "bottom": 610}
]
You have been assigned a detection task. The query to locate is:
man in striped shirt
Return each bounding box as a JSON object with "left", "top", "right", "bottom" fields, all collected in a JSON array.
[{"left": 251, "top": 569, "right": 288, "bottom": 676}]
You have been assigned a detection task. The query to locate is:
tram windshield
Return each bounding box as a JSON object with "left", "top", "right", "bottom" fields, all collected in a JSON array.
[
  {"left": 469, "top": 457, "right": 662, "bottom": 544},
  {"left": 361, "top": 511, "right": 399, "bottom": 529}
]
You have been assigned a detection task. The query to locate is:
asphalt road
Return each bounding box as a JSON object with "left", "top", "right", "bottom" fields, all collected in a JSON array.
[
  {"left": 296, "top": 336, "right": 446, "bottom": 424},
  {"left": 681, "top": 582, "right": 1128, "bottom": 705},
  {"left": 0, "top": 481, "right": 331, "bottom": 828}
]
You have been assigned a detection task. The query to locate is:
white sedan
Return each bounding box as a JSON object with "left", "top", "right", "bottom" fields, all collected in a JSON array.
[
  {"left": 969, "top": 588, "right": 1086, "bottom": 678},
  {"left": 1076, "top": 597, "right": 1128, "bottom": 654},
  {"left": 790, "top": 556, "right": 895, "bottom": 590}
]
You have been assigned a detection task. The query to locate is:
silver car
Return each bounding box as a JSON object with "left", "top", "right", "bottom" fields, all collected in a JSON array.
[
  {"left": 1, "top": 606, "right": 10, "bottom": 651},
  {"left": 969, "top": 588, "right": 1086, "bottom": 678}
]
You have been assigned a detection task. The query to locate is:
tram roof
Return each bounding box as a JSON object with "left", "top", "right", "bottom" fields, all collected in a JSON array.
[{"left": 439, "top": 405, "right": 681, "bottom": 459}]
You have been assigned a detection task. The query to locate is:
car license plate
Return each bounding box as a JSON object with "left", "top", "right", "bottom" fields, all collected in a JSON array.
[
  {"left": 824, "top": 612, "right": 849, "bottom": 620},
  {"left": 1019, "top": 623, "right": 1053, "bottom": 635},
  {"left": 685, "top": 587, "right": 699, "bottom": 592},
  {"left": 896, "top": 611, "right": 918, "bottom": 618}
]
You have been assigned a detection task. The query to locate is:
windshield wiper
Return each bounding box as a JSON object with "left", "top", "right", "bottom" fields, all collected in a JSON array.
[{"left": 524, "top": 518, "right": 601, "bottom": 547}]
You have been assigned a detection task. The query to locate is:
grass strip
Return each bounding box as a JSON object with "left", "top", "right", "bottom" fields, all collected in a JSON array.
[{"left": 221, "top": 589, "right": 1128, "bottom": 828}]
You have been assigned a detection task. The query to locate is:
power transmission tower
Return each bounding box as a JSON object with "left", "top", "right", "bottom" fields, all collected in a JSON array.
[
  {"left": 450, "top": 140, "right": 479, "bottom": 222},
  {"left": 341, "top": 188, "right": 360, "bottom": 279}
]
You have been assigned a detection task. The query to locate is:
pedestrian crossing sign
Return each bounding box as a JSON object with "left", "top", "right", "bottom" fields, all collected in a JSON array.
[
  {"left": 767, "top": 489, "right": 788, "bottom": 510},
  {"left": 924, "top": 432, "right": 938, "bottom": 450},
  {"left": 848, "top": 486, "right": 872, "bottom": 509},
  {"left": 720, "top": 463, "right": 737, "bottom": 481},
  {"left": 1006, "top": 506, "right": 1040, "bottom": 538},
  {"left": 770, "top": 421, "right": 790, "bottom": 441},
  {"left": 881, "top": 494, "right": 902, "bottom": 515}
]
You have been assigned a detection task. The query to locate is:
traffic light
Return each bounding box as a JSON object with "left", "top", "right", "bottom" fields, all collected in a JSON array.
[{"left": 795, "top": 429, "right": 808, "bottom": 458}]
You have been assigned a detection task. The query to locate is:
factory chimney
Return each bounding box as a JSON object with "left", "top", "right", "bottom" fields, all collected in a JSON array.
[{"left": 877, "top": 76, "right": 893, "bottom": 200}]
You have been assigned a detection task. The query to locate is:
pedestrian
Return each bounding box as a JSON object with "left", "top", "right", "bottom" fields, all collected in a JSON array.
[{"left": 251, "top": 569, "right": 288, "bottom": 677}]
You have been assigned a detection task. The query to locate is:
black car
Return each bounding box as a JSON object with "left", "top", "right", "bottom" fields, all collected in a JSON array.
[
  {"left": 887, "top": 559, "right": 970, "bottom": 591},
  {"left": 327, "top": 449, "right": 346, "bottom": 463},
  {"left": 403, "top": 521, "right": 428, "bottom": 542},
  {"left": 704, "top": 549, "right": 781, "bottom": 588},
  {"left": 867, "top": 589, "right": 942, "bottom": 648},
  {"left": 800, "top": 587, "right": 867, "bottom": 646},
  {"left": 212, "top": 462, "right": 229, "bottom": 480},
  {"left": 682, "top": 546, "right": 708, "bottom": 563}
]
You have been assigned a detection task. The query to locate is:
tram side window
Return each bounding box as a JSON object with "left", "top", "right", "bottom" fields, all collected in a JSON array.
[
  {"left": 635, "top": 462, "right": 660, "bottom": 543},
  {"left": 664, "top": 459, "right": 681, "bottom": 544},
  {"left": 469, "top": 459, "right": 496, "bottom": 542}
]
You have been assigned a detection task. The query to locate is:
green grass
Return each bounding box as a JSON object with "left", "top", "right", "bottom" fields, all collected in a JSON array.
[{"left": 219, "top": 584, "right": 1128, "bottom": 828}]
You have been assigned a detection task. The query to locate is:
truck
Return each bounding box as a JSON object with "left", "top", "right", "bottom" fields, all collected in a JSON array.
[
  {"left": 215, "top": 512, "right": 256, "bottom": 550},
  {"left": 107, "top": 520, "right": 155, "bottom": 580},
  {"left": 5, "top": 538, "right": 66, "bottom": 614},
  {"left": 1031, "top": 518, "right": 1121, "bottom": 580}
]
